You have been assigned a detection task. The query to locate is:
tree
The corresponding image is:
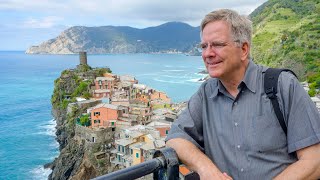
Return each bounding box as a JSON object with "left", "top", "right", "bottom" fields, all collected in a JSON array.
[{"left": 80, "top": 114, "right": 90, "bottom": 126}]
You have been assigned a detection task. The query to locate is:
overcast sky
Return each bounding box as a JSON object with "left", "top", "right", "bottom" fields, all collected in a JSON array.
[{"left": 0, "top": 0, "right": 268, "bottom": 50}]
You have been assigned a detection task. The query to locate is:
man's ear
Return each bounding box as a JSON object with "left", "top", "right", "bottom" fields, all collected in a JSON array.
[{"left": 241, "top": 42, "right": 250, "bottom": 61}]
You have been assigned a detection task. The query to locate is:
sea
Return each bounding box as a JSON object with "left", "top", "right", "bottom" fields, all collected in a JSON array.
[{"left": 0, "top": 51, "right": 206, "bottom": 180}]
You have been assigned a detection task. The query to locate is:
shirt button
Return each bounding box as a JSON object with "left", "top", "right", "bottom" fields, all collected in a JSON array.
[
  {"left": 237, "top": 145, "right": 241, "bottom": 149},
  {"left": 240, "top": 168, "right": 244, "bottom": 172},
  {"left": 235, "top": 122, "right": 238, "bottom": 126},
  {"left": 234, "top": 102, "right": 238, "bottom": 105}
]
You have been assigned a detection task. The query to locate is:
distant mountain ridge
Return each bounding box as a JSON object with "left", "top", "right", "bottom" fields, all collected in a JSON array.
[
  {"left": 26, "top": 0, "right": 319, "bottom": 94},
  {"left": 26, "top": 22, "right": 201, "bottom": 54}
]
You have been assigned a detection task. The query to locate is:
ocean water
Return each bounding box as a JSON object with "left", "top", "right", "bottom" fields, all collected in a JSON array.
[{"left": 0, "top": 51, "right": 206, "bottom": 179}]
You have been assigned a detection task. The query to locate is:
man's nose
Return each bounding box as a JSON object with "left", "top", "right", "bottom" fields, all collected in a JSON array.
[{"left": 202, "top": 47, "right": 216, "bottom": 58}]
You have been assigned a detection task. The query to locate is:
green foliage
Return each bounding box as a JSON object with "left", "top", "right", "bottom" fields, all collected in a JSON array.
[
  {"left": 72, "top": 75, "right": 81, "bottom": 84},
  {"left": 83, "top": 92, "right": 91, "bottom": 99},
  {"left": 72, "top": 81, "right": 90, "bottom": 97},
  {"left": 51, "top": 78, "right": 61, "bottom": 108},
  {"left": 251, "top": 0, "right": 320, "bottom": 88},
  {"left": 61, "top": 69, "right": 70, "bottom": 75},
  {"left": 66, "top": 106, "right": 78, "bottom": 135},
  {"left": 95, "top": 67, "right": 112, "bottom": 77},
  {"left": 77, "top": 64, "right": 92, "bottom": 72},
  {"left": 152, "top": 104, "right": 171, "bottom": 110},
  {"left": 62, "top": 99, "right": 69, "bottom": 109},
  {"left": 308, "top": 88, "right": 316, "bottom": 97},
  {"left": 97, "top": 159, "right": 106, "bottom": 167},
  {"left": 79, "top": 114, "right": 91, "bottom": 126}
]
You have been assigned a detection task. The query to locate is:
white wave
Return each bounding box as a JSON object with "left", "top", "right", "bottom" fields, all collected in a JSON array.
[
  {"left": 194, "top": 72, "right": 208, "bottom": 76},
  {"left": 36, "top": 119, "right": 57, "bottom": 137},
  {"left": 50, "top": 141, "right": 59, "bottom": 148},
  {"left": 137, "top": 73, "right": 159, "bottom": 76},
  {"left": 153, "top": 78, "right": 187, "bottom": 84},
  {"left": 30, "top": 165, "right": 52, "bottom": 180},
  {"left": 197, "top": 67, "right": 206, "bottom": 70},
  {"left": 164, "top": 65, "right": 173, "bottom": 68},
  {"left": 162, "top": 69, "right": 185, "bottom": 72},
  {"left": 187, "top": 78, "right": 203, "bottom": 83},
  {"left": 161, "top": 75, "right": 187, "bottom": 79}
]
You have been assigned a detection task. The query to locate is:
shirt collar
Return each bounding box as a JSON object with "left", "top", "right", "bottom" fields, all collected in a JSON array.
[
  {"left": 209, "top": 60, "right": 257, "bottom": 98},
  {"left": 209, "top": 79, "right": 229, "bottom": 98},
  {"left": 242, "top": 60, "right": 257, "bottom": 93}
]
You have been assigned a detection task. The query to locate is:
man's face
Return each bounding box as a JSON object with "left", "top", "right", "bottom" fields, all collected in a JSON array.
[{"left": 201, "top": 20, "right": 243, "bottom": 80}]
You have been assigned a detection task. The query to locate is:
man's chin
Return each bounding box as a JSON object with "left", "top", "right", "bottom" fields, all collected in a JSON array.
[{"left": 209, "top": 72, "right": 219, "bottom": 78}]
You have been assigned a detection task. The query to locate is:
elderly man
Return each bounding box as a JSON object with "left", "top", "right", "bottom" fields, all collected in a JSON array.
[{"left": 166, "top": 9, "right": 320, "bottom": 180}]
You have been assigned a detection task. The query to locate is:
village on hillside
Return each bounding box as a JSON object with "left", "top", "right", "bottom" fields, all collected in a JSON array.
[{"left": 56, "top": 52, "right": 195, "bottom": 178}]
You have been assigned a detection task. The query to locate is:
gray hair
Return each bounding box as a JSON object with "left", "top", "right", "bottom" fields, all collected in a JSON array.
[{"left": 200, "top": 9, "right": 252, "bottom": 48}]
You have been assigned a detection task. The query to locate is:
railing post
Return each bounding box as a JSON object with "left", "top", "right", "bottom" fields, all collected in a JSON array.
[{"left": 153, "top": 147, "right": 179, "bottom": 180}]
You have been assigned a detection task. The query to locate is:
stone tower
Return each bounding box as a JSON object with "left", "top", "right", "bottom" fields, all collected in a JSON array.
[{"left": 79, "top": 51, "right": 87, "bottom": 65}]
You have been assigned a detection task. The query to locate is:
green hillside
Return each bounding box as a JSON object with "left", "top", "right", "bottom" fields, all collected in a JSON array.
[{"left": 250, "top": 0, "right": 320, "bottom": 95}]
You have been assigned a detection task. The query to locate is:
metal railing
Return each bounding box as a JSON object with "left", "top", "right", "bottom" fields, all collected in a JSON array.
[{"left": 92, "top": 147, "right": 190, "bottom": 180}]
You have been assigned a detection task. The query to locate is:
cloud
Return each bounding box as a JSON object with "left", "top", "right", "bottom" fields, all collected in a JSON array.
[
  {"left": 0, "top": 0, "right": 269, "bottom": 50},
  {"left": 21, "top": 16, "right": 64, "bottom": 28},
  {"left": 0, "top": 0, "right": 268, "bottom": 27}
]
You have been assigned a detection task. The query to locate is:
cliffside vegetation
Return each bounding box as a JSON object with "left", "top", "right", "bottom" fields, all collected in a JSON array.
[
  {"left": 51, "top": 65, "right": 111, "bottom": 110},
  {"left": 250, "top": 0, "right": 320, "bottom": 95}
]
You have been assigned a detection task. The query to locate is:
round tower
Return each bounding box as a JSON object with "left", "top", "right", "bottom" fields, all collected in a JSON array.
[{"left": 79, "top": 51, "right": 87, "bottom": 65}]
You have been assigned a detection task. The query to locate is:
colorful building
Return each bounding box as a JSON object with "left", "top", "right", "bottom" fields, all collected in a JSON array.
[
  {"left": 90, "top": 103, "right": 119, "bottom": 128},
  {"left": 93, "top": 77, "right": 115, "bottom": 98},
  {"left": 150, "top": 91, "right": 171, "bottom": 104}
]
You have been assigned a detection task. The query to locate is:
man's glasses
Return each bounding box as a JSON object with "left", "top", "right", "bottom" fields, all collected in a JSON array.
[{"left": 198, "top": 40, "right": 240, "bottom": 51}]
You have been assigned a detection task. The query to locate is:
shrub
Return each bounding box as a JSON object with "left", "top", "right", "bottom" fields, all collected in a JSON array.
[
  {"left": 308, "top": 88, "right": 316, "bottom": 97},
  {"left": 80, "top": 114, "right": 90, "bottom": 126}
]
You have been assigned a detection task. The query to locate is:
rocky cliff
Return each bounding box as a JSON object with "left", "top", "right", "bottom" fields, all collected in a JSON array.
[
  {"left": 48, "top": 64, "right": 117, "bottom": 180},
  {"left": 48, "top": 63, "right": 188, "bottom": 180}
]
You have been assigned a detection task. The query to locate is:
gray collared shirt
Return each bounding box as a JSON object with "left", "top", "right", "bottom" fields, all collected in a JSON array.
[{"left": 166, "top": 60, "right": 320, "bottom": 179}]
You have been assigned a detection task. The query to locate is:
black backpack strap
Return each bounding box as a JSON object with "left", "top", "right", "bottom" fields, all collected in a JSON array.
[{"left": 264, "top": 68, "right": 297, "bottom": 136}]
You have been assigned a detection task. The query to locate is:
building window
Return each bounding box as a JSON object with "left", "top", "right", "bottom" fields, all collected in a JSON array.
[
  {"left": 131, "top": 149, "right": 133, "bottom": 154},
  {"left": 122, "top": 146, "right": 125, "bottom": 153},
  {"left": 94, "top": 120, "right": 100, "bottom": 124},
  {"left": 165, "top": 130, "right": 169, "bottom": 134},
  {"left": 136, "top": 153, "right": 139, "bottom": 158},
  {"left": 94, "top": 112, "right": 100, "bottom": 116},
  {"left": 111, "top": 122, "right": 115, "bottom": 126},
  {"left": 118, "top": 145, "right": 121, "bottom": 152}
]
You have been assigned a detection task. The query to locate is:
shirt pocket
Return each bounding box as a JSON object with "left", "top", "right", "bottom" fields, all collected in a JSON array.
[{"left": 251, "top": 114, "right": 287, "bottom": 152}]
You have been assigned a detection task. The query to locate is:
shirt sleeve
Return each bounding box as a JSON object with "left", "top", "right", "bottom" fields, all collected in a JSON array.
[
  {"left": 165, "top": 86, "right": 204, "bottom": 151},
  {"left": 278, "top": 72, "right": 320, "bottom": 153}
]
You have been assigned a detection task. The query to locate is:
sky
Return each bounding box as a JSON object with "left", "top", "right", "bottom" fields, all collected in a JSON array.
[{"left": 0, "top": 0, "right": 268, "bottom": 50}]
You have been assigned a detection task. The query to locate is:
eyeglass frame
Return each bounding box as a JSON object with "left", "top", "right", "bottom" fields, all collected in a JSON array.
[{"left": 198, "top": 40, "right": 241, "bottom": 51}]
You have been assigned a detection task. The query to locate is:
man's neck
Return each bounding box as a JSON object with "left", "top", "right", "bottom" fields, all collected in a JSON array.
[{"left": 220, "top": 60, "right": 249, "bottom": 98}]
